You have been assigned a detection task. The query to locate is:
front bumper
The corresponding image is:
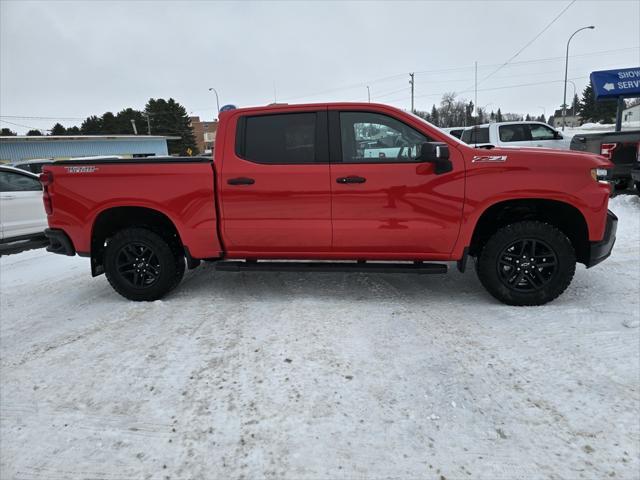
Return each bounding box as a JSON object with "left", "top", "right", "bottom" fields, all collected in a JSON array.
[
  {"left": 585, "top": 211, "right": 617, "bottom": 268},
  {"left": 44, "top": 228, "right": 76, "bottom": 256}
]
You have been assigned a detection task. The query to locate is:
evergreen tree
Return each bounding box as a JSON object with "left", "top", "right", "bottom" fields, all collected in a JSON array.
[
  {"left": 496, "top": 108, "right": 503, "bottom": 122},
  {"left": 50, "top": 123, "right": 66, "bottom": 135},
  {"left": 571, "top": 93, "right": 580, "bottom": 116},
  {"left": 66, "top": 126, "right": 81, "bottom": 135},
  {"left": 27, "top": 129, "right": 43, "bottom": 136},
  {"left": 578, "top": 81, "right": 618, "bottom": 123},
  {"left": 430, "top": 104, "right": 439, "bottom": 126},
  {"left": 525, "top": 114, "right": 531, "bottom": 121},
  {"left": 81, "top": 115, "right": 103, "bottom": 134},
  {"left": 101, "top": 112, "right": 119, "bottom": 134},
  {"left": 1, "top": 128, "right": 17, "bottom": 136},
  {"left": 145, "top": 98, "right": 198, "bottom": 155}
]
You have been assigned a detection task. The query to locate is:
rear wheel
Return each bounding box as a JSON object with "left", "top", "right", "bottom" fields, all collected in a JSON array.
[
  {"left": 476, "top": 221, "right": 576, "bottom": 306},
  {"left": 104, "top": 227, "right": 184, "bottom": 301}
]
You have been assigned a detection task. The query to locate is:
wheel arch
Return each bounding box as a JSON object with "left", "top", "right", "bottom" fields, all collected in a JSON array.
[
  {"left": 468, "top": 198, "right": 590, "bottom": 265},
  {"left": 90, "top": 206, "right": 184, "bottom": 276}
]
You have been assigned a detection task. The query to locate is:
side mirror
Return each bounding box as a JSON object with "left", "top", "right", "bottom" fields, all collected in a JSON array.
[
  {"left": 420, "top": 142, "right": 453, "bottom": 174},
  {"left": 554, "top": 131, "right": 563, "bottom": 139}
]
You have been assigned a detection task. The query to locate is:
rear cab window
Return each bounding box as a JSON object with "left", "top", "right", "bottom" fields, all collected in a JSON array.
[{"left": 461, "top": 126, "right": 490, "bottom": 144}]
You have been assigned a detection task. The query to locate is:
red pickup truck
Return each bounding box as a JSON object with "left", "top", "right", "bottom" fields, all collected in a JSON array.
[{"left": 41, "top": 103, "right": 617, "bottom": 305}]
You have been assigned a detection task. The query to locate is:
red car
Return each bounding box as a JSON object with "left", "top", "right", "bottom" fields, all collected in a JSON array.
[{"left": 41, "top": 103, "right": 616, "bottom": 305}]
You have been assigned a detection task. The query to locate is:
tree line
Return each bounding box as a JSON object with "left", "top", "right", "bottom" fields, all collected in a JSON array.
[{"left": 0, "top": 98, "right": 198, "bottom": 155}]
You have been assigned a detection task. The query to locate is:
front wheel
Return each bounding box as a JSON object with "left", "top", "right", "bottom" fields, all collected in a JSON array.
[
  {"left": 104, "top": 227, "right": 185, "bottom": 301},
  {"left": 476, "top": 221, "right": 576, "bottom": 306}
]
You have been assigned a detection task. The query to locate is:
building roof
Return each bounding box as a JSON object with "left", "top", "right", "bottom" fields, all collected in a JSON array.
[{"left": 0, "top": 135, "right": 180, "bottom": 142}]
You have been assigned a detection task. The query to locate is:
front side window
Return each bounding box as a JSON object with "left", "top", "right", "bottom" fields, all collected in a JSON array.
[
  {"left": 242, "top": 113, "right": 316, "bottom": 164},
  {"left": 529, "top": 124, "right": 557, "bottom": 141},
  {"left": 499, "top": 124, "right": 530, "bottom": 143},
  {"left": 0, "top": 171, "right": 42, "bottom": 192},
  {"left": 339, "top": 112, "right": 431, "bottom": 163}
]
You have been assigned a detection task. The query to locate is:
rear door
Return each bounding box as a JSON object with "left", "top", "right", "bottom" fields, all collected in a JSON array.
[
  {"left": 328, "top": 109, "right": 465, "bottom": 257},
  {"left": 0, "top": 170, "right": 47, "bottom": 240},
  {"left": 219, "top": 109, "right": 332, "bottom": 256}
]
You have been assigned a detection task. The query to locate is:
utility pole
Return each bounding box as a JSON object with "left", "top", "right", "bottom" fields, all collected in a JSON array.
[
  {"left": 143, "top": 114, "right": 151, "bottom": 135},
  {"left": 367, "top": 85, "right": 371, "bottom": 103},
  {"left": 474, "top": 61, "right": 478, "bottom": 123},
  {"left": 130, "top": 119, "right": 138, "bottom": 135},
  {"left": 409, "top": 73, "right": 415, "bottom": 113}
]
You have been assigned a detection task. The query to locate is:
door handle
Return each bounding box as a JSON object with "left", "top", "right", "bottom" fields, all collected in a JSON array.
[
  {"left": 227, "top": 177, "right": 255, "bottom": 186},
  {"left": 336, "top": 176, "right": 366, "bottom": 184}
]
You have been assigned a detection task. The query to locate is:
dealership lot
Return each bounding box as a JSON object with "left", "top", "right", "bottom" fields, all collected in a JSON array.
[{"left": 1, "top": 195, "right": 638, "bottom": 479}]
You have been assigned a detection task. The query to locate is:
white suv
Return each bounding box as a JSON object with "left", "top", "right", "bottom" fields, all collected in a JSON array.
[
  {"left": 461, "top": 121, "right": 571, "bottom": 149},
  {"left": 0, "top": 165, "right": 48, "bottom": 254}
]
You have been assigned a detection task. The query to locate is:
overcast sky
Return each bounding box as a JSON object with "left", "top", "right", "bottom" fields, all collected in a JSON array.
[{"left": 1, "top": 0, "right": 639, "bottom": 133}]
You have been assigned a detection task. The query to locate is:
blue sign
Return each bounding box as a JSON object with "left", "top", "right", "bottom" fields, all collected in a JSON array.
[
  {"left": 591, "top": 67, "right": 640, "bottom": 100},
  {"left": 220, "top": 104, "right": 237, "bottom": 112}
]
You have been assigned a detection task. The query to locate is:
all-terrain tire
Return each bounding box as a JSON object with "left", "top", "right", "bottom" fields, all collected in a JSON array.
[
  {"left": 104, "top": 227, "right": 185, "bottom": 301},
  {"left": 476, "top": 221, "right": 576, "bottom": 306}
]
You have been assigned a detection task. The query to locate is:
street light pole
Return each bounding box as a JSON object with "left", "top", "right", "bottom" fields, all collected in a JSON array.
[
  {"left": 367, "top": 86, "right": 371, "bottom": 103},
  {"left": 563, "top": 26, "right": 594, "bottom": 130},
  {"left": 208, "top": 87, "right": 220, "bottom": 116}
]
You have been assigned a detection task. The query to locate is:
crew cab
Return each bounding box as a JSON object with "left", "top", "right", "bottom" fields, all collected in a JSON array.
[
  {"left": 41, "top": 103, "right": 617, "bottom": 305},
  {"left": 461, "top": 121, "right": 571, "bottom": 149}
]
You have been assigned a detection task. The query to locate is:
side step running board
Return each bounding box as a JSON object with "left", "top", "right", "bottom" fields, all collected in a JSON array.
[{"left": 215, "top": 261, "right": 447, "bottom": 274}]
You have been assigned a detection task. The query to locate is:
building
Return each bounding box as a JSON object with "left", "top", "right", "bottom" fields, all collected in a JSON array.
[
  {"left": 622, "top": 103, "right": 640, "bottom": 123},
  {"left": 189, "top": 117, "right": 218, "bottom": 154},
  {"left": 550, "top": 108, "right": 581, "bottom": 128},
  {"left": 0, "top": 135, "right": 179, "bottom": 163}
]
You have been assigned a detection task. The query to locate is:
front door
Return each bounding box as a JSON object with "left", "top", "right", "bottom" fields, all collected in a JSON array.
[
  {"left": 329, "top": 109, "right": 465, "bottom": 258},
  {"left": 220, "top": 109, "right": 332, "bottom": 257}
]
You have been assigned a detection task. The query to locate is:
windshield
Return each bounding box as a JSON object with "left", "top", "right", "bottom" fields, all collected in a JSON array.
[{"left": 407, "top": 112, "right": 467, "bottom": 146}]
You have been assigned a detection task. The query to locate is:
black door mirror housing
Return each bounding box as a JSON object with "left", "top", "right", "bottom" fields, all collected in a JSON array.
[
  {"left": 420, "top": 142, "right": 453, "bottom": 174},
  {"left": 554, "top": 131, "right": 563, "bottom": 139}
]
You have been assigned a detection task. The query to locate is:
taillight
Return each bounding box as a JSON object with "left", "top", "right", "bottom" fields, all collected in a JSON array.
[
  {"left": 40, "top": 170, "right": 53, "bottom": 214},
  {"left": 39, "top": 170, "right": 53, "bottom": 187},
  {"left": 600, "top": 143, "right": 618, "bottom": 160}
]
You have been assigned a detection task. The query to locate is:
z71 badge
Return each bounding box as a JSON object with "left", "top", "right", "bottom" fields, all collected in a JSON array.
[{"left": 65, "top": 166, "right": 98, "bottom": 173}]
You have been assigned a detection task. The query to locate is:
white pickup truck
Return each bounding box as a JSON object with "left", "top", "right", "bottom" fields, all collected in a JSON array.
[
  {"left": 461, "top": 121, "right": 571, "bottom": 149},
  {"left": 0, "top": 165, "right": 49, "bottom": 255}
]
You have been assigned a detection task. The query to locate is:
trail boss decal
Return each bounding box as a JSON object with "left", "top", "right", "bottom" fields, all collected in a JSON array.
[{"left": 65, "top": 166, "right": 98, "bottom": 173}]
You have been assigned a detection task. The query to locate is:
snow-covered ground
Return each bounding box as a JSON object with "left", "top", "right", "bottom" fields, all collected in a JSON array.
[
  {"left": 1, "top": 196, "right": 639, "bottom": 480},
  {"left": 560, "top": 120, "right": 640, "bottom": 139}
]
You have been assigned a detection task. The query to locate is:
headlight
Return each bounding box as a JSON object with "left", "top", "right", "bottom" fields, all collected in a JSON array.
[{"left": 591, "top": 168, "right": 609, "bottom": 182}]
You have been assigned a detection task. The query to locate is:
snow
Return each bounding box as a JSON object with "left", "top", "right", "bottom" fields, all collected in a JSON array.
[
  {"left": 1, "top": 196, "right": 639, "bottom": 479},
  {"left": 560, "top": 120, "right": 640, "bottom": 139}
]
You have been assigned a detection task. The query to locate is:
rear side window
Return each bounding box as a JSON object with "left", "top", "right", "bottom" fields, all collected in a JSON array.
[
  {"left": 499, "top": 125, "right": 530, "bottom": 142},
  {"left": 461, "top": 126, "right": 490, "bottom": 144},
  {"left": 240, "top": 113, "right": 316, "bottom": 164},
  {"left": 0, "top": 171, "right": 42, "bottom": 192}
]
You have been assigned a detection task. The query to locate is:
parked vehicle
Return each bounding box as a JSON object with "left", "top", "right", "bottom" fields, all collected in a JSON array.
[
  {"left": 442, "top": 127, "right": 464, "bottom": 139},
  {"left": 570, "top": 130, "right": 640, "bottom": 190},
  {"left": 42, "top": 103, "right": 616, "bottom": 305},
  {"left": 0, "top": 165, "right": 48, "bottom": 254},
  {"left": 8, "top": 158, "right": 55, "bottom": 174},
  {"left": 461, "top": 121, "right": 571, "bottom": 149},
  {"left": 631, "top": 153, "right": 640, "bottom": 194}
]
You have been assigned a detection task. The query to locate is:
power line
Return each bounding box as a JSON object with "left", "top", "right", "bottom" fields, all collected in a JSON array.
[{"left": 472, "top": 0, "right": 576, "bottom": 89}]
